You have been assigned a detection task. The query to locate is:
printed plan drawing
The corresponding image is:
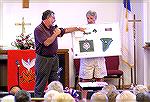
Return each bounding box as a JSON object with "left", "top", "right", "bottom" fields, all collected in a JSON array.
[{"left": 72, "top": 23, "right": 121, "bottom": 59}]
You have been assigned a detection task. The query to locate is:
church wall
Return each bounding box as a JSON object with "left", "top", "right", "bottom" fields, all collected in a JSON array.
[{"left": 0, "top": 1, "right": 3, "bottom": 44}]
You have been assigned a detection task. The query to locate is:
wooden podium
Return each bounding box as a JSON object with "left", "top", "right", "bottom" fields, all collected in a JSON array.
[{"left": 0, "top": 49, "right": 69, "bottom": 91}]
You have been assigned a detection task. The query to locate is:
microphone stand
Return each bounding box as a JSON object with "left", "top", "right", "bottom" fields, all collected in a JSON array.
[{"left": 16, "top": 60, "right": 20, "bottom": 86}]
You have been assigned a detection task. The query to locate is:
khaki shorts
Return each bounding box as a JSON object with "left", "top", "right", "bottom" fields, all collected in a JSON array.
[{"left": 79, "top": 57, "right": 107, "bottom": 79}]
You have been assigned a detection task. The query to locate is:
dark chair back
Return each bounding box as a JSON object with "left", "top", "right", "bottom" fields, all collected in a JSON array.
[
  {"left": 105, "top": 56, "right": 119, "bottom": 70},
  {"left": 104, "top": 56, "right": 124, "bottom": 89},
  {"left": 74, "top": 59, "right": 80, "bottom": 75},
  {"left": 74, "top": 59, "right": 80, "bottom": 89}
]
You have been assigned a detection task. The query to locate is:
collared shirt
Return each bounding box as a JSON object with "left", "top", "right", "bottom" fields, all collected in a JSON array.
[{"left": 34, "top": 22, "right": 65, "bottom": 56}]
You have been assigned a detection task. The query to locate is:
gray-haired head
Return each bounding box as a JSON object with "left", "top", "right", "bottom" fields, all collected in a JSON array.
[
  {"left": 15, "top": 90, "right": 31, "bottom": 102},
  {"left": 46, "top": 81, "right": 64, "bottom": 93},
  {"left": 9, "top": 85, "right": 22, "bottom": 95},
  {"left": 86, "top": 10, "right": 97, "bottom": 20},
  {"left": 107, "top": 90, "right": 119, "bottom": 102},
  {"left": 102, "top": 84, "right": 117, "bottom": 95},
  {"left": 42, "top": 10, "right": 55, "bottom": 20},
  {"left": 136, "top": 92, "right": 150, "bottom": 102}
]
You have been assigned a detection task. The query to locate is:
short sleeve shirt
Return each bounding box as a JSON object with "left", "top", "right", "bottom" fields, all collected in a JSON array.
[{"left": 34, "top": 22, "right": 65, "bottom": 56}]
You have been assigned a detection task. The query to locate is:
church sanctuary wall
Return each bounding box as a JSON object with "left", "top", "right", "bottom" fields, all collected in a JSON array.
[
  {"left": 143, "top": 0, "right": 150, "bottom": 89},
  {"left": 0, "top": 0, "right": 147, "bottom": 88}
]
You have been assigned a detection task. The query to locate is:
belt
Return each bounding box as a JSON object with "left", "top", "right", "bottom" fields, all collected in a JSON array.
[{"left": 38, "top": 54, "right": 57, "bottom": 58}]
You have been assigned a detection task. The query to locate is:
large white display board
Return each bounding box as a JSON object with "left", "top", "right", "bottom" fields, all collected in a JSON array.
[{"left": 72, "top": 23, "right": 121, "bottom": 59}]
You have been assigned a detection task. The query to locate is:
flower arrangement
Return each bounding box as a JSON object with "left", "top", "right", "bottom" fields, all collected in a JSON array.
[{"left": 11, "top": 33, "right": 35, "bottom": 50}]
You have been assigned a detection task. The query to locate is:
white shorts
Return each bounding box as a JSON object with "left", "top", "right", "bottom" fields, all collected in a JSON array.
[{"left": 79, "top": 57, "right": 107, "bottom": 79}]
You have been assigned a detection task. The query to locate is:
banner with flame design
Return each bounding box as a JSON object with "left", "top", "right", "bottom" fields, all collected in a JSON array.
[{"left": 7, "top": 50, "right": 36, "bottom": 91}]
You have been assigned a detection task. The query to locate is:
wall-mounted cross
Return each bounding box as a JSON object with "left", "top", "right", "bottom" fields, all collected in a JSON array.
[
  {"left": 15, "top": 17, "right": 31, "bottom": 34},
  {"left": 128, "top": 14, "right": 141, "bottom": 85}
]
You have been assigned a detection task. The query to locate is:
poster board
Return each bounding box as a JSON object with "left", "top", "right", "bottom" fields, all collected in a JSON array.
[{"left": 72, "top": 23, "right": 121, "bottom": 59}]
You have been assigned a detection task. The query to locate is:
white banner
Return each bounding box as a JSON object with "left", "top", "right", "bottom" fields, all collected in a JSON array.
[{"left": 72, "top": 23, "right": 121, "bottom": 59}]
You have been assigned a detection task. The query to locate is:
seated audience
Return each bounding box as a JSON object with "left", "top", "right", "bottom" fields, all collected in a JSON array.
[
  {"left": 90, "top": 91, "right": 108, "bottom": 102},
  {"left": 9, "top": 85, "right": 22, "bottom": 95},
  {"left": 133, "top": 85, "right": 148, "bottom": 95},
  {"left": 44, "top": 90, "right": 60, "bottom": 102},
  {"left": 1, "top": 95, "right": 15, "bottom": 102},
  {"left": 46, "top": 81, "right": 64, "bottom": 93},
  {"left": 14, "top": 90, "right": 31, "bottom": 102},
  {"left": 136, "top": 92, "right": 150, "bottom": 102},
  {"left": 116, "top": 90, "right": 136, "bottom": 102},
  {"left": 52, "top": 93, "right": 75, "bottom": 102}
]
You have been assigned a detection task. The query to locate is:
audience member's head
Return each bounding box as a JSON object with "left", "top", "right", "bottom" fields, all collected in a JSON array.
[
  {"left": 52, "top": 93, "right": 75, "bottom": 102},
  {"left": 46, "top": 81, "right": 64, "bottom": 93},
  {"left": 133, "top": 85, "right": 148, "bottom": 95},
  {"left": 107, "top": 90, "right": 119, "bottom": 102},
  {"left": 44, "top": 90, "right": 60, "bottom": 102},
  {"left": 102, "top": 84, "right": 117, "bottom": 94},
  {"left": 101, "top": 84, "right": 118, "bottom": 102},
  {"left": 9, "top": 85, "right": 22, "bottom": 95},
  {"left": 15, "top": 90, "right": 31, "bottom": 102},
  {"left": 90, "top": 91, "right": 108, "bottom": 102},
  {"left": 116, "top": 90, "right": 136, "bottom": 102},
  {"left": 136, "top": 92, "right": 150, "bottom": 102},
  {"left": 1, "top": 95, "right": 15, "bottom": 102}
]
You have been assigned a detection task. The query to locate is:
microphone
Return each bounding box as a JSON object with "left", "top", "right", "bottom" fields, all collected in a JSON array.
[
  {"left": 16, "top": 60, "right": 20, "bottom": 67},
  {"left": 52, "top": 24, "right": 62, "bottom": 37},
  {"left": 51, "top": 24, "right": 58, "bottom": 32},
  {"left": 54, "top": 24, "right": 58, "bottom": 28},
  {"left": 52, "top": 25, "right": 58, "bottom": 30}
]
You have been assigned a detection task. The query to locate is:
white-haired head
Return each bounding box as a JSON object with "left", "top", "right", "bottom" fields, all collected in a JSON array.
[
  {"left": 44, "top": 90, "right": 60, "bottom": 102},
  {"left": 133, "top": 85, "right": 148, "bottom": 95},
  {"left": 52, "top": 93, "right": 75, "bottom": 102},
  {"left": 1, "top": 95, "right": 15, "bottom": 102},
  {"left": 46, "top": 81, "right": 64, "bottom": 93},
  {"left": 116, "top": 90, "right": 136, "bottom": 102},
  {"left": 90, "top": 91, "right": 108, "bottom": 102},
  {"left": 102, "top": 84, "right": 117, "bottom": 95}
]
